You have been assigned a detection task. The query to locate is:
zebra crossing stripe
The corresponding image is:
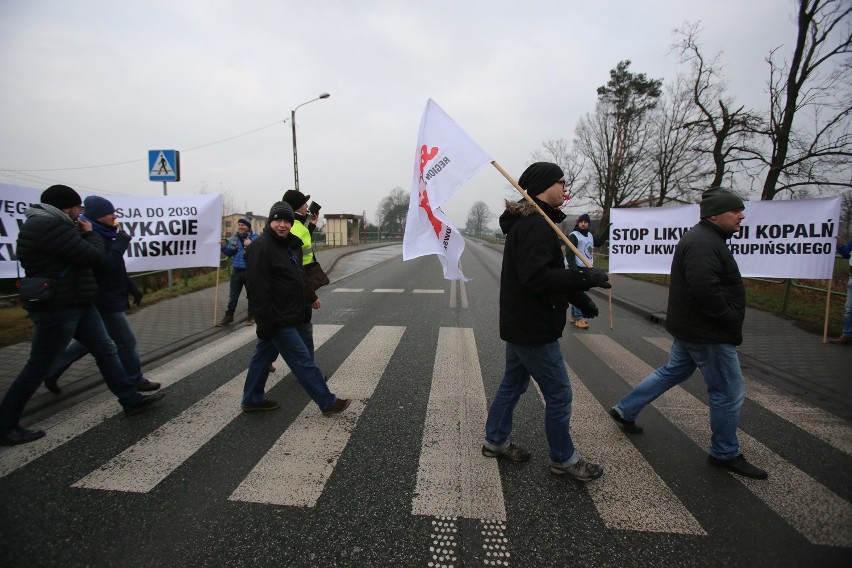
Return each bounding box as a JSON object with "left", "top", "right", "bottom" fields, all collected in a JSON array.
[
  {"left": 565, "top": 365, "right": 706, "bottom": 535},
  {"left": 579, "top": 334, "right": 852, "bottom": 548},
  {"left": 229, "top": 326, "right": 405, "bottom": 507},
  {"left": 411, "top": 327, "right": 505, "bottom": 521},
  {"left": 644, "top": 336, "right": 852, "bottom": 457},
  {"left": 71, "top": 325, "right": 343, "bottom": 493},
  {"left": 0, "top": 327, "right": 259, "bottom": 480}
]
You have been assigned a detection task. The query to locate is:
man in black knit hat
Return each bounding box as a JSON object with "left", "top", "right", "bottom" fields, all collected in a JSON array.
[
  {"left": 0, "top": 185, "right": 164, "bottom": 445},
  {"left": 482, "top": 162, "right": 611, "bottom": 482},
  {"left": 610, "top": 186, "right": 768, "bottom": 480}
]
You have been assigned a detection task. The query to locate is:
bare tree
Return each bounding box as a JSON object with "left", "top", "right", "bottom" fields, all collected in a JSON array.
[
  {"left": 465, "top": 201, "right": 493, "bottom": 237},
  {"left": 648, "top": 75, "right": 708, "bottom": 205},
  {"left": 676, "top": 24, "right": 764, "bottom": 190},
  {"left": 759, "top": 0, "right": 852, "bottom": 200},
  {"left": 841, "top": 190, "right": 852, "bottom": 237},
  {"left": 574, "top": 60, "right": 662, "bottom": 226},
  {"left": 376, "top": 187, "right": 409, "bottom": 235}
]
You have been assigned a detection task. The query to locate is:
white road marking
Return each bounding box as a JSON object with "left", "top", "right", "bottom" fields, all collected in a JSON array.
[
  {"left": 229, "top": 326, "right": 405, "bottom": 507},
  {"left": 411, "top": 327, "right": 506, "bottom": 521},
  {"left": 332, "top": 288, "right": 364, "bottom": 293},
  {"left": 581, "top": 334, "right": 852, "bottom": 547},
  {"left": 0, "top": 327, "right": 259, "bottom": 479},
  {"left": 72, "top": 325, "right": 342, "bottom": 493},
  {"left": 564, "top": 366, "right": 705, "bottom": 534},
  {"left": 413, "top": 289, "right": 445, "bottom": 294},
  {"left": 372, "top": 288, "right": 404, "bottom": 293},
  {"left": 644, "top": 336, "right": 852, "bottom": 457}
]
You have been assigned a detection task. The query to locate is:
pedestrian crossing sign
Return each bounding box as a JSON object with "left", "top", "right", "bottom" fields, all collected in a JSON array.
[{"left": 148, "top": 149, "right": 180, "bottom": 182}]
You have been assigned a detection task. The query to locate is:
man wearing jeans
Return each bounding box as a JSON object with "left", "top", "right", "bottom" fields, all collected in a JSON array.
[
  {"left": 610, "top": 186, "right": 768, "bottom": 480},
  {"left": 240, "top": 201, "right": 349, "bottom": 416},
  {"left": 1, "top": 185, "right": 164, "bottom": 445},
  {"left": 482, "top": 162, "right": 611, "bottom": 482}
]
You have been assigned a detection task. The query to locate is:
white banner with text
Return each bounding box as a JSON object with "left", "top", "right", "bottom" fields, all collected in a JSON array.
[
  {"left": 0, "top": 183, "right": 223, "bottom": 278},
  {"left": 609, "top": 196, "right": 841, "bottom": 278}
]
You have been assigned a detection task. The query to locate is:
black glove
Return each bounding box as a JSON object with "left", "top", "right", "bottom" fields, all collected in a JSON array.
[
  {"left": 580, "top": 267, "right": 612, "bottom": 289},
  {"left": 116, "top": 230, "right": 132, "bottom": 243},
  {"left": 568, "top": 291, "right": 599, "bottom": 318},
  {"left": 256, "top": 323, "right": 274, "bottom": 341},
  {"left": 128, "top": 280, "right": 143, "bottom": 306}
]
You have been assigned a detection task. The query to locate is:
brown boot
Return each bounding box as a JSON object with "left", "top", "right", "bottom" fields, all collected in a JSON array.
[
  {"left": 246, "top": 314, "right": 254, "bottom": 326},
  {"left": 828, "top": 335, "right": 852, "bottom": 345},
  {"left": 216, "top": 310, "right": 234, "bottom": 327}
]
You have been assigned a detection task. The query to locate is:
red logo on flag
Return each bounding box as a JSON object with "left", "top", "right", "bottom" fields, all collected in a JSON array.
[{"left": 418, "top": 145, "right": 443, "bottom": 238}]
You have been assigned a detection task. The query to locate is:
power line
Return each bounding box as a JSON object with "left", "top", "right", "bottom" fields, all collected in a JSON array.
[{"left": 0, "top": 119, "right": 288, "bottom": 173}]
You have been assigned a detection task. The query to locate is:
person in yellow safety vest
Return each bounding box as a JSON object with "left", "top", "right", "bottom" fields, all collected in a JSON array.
[{"left": 283, "top": 189, "right": 320, "bottom": 358}]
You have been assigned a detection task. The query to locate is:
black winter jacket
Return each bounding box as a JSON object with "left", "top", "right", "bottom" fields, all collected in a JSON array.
[
  {"left": 499, "top": 198, "right": 596, "bottom": 345},
  {"left": 87, "top": 221, "right": 134, "bottom": 314},
  {"left": 16, "top": 204, "right": 105, "bottom": 311},
  {"left": 665, "top": 220, "right": 746, "bottom": 345},
  {"left": 245, "top": 227, "right": 306, "bottom": 337}
]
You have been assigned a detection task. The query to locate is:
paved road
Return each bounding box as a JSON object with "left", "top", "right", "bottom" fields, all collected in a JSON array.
[{"left": 0, "top": 241, "right": 850, "bottom": 567}]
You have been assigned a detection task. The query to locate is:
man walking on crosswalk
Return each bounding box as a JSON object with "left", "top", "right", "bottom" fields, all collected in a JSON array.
[
  {"left": 482, "top": 162, "right": 611, "bottom": 481},
  {"left": 241, "top": 201, "right": 349, "bottom": 416},
  {"left": 610, "top": 186, "right": 768, "bottom": 480}
]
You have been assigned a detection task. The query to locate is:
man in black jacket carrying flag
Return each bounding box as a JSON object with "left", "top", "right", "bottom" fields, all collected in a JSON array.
[{"left": 482, "top": 162, "right": 611, "bottom": 482}]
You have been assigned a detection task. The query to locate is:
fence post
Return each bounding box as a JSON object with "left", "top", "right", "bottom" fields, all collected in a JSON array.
[{"left": 781, "top": 278, "right": 792, "bottom": 314}]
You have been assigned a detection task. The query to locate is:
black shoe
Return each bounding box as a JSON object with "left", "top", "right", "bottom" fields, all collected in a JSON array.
[
  {"left": 708, "top": 454, "right": 768, "bottom": 480},
  {"left": 124, "top": 392, "right": 166, "bottom": 416},
  {"left": 609, "top": 407, "right": 643, "bottom": 434},
  {"left": 44, "top": 377, "right": 62, "bottom": 394},
  {"left": 136, "top": 379, "right": 161, "bottom": 392},
  {"left": 1, "top": 427, "right": 46, "bottom": 446},
  {"left": 322, "top": 398, "right": 351, "bottom": 416},
  {"left": 481, "top": 443, "right": 531, "bottom": 462}
]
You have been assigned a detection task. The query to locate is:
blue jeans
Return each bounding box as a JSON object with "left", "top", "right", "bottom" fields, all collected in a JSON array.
[
  {"left": 296, "top": 321, "right": 314, "bottom": 359},
  {"left": 0, "top": 305, "right": 142, "bottom": 433},
  {"left": 484, "top": 341, "right": 578, "bottom": 466},
  {"left": 242, "top": 325, "right": 336, "bottom": 410},
  {"left": 614, "top": 338, "right": 745, "bottom": 460},
  {"left": 48, "top": 310, "right": 145, "bottom": 385},
  {"left": 570, "top": 305, "right": 585, "bottom": 320},
  {"left": 227, "top": 268, "right": 249, "bottom": 314},
  {"left": 842, "top": 274, "right": 852, "bottom": 337}
]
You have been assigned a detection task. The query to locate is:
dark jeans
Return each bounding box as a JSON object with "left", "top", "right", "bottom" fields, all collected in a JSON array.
[
  {"left": 0, "top": 305, "right": 142, "bottom": 433},
  {"left": 47, "top": 310, "right": 145, "bottom": 385},
  {"left": 227, "top": 268, "right": 249, "bottom": 313}
]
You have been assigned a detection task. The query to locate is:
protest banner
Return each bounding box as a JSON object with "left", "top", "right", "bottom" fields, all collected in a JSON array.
[
  {"left": 0, "top": 183, "right": 222, "bottom": 278},
  {"left": 610, "top": 196, "right": 841, "bottom": 279}
]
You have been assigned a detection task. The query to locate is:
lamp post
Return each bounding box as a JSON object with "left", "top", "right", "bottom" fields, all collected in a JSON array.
[{"left": 291, "top": 92, "right": 330, "bottom": 192}]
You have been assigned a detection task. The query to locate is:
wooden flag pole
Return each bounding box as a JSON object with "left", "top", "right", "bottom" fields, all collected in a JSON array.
[
  {"left": 213, "top": 255, "right": 222, "bottom": 327},
  {"left": 822, "top": 279, "right": 832, "bottom": 343},
  {"left": 491, "top": 161, "right": 592, "bottom": 268}
]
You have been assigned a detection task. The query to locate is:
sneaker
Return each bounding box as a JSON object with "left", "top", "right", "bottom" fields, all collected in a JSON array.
[
  {"left": 609, "top": 407, "right": 643, "bottom": 434},
  {"left": 124, "top": 392, "right": 166, "bottom": 416},
  {"left": 481, "top": 443, "right": 531, "bottom": 462},
  {"left": 550, "top": 459, "right": 603, "bottom": 481},
  {"left": 136, "top": 379, "right": 161, "bottom": 392},
  {"left": 574, "top": 319, "right": 589, "bottom": 329},
  {"left": 0, "top": 426, "right": 46, "bottom": 446},
  {"left": 241, "top": 399, "right": 280, "bottom": 412},
  {"left": 322, "top": 398, "right": 351, "bottom": 416},
  {"left": 708, "top": 454, "right": 768, "bottom": 480}
]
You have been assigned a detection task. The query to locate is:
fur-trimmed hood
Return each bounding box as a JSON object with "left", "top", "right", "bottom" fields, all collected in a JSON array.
[{"left": 499, "top": 198, "right": 566, "bottom": 234}]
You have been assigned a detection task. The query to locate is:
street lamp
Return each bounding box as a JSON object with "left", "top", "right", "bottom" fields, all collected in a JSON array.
[{"left": 291, "top": 92, "right": 330, "bottom": 192}]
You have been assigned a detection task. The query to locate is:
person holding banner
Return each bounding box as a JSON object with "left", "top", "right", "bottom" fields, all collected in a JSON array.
[
  {"left": 566, "top": 213, "right": 610, "bottom": 329},
  {"left": 482, "top": 162, "right": 611, "bottom": 482},
  {"left": 828, "top": 236, "right": 852, "bottom": 345},
  {"left": 240, "top": 201, "right": 349, "bottom": 416},
  {"left": 610, "top": 186, "right": 768, "bottom": 480},
  {"left": 217, "top": 217, "right": 257, "bottom": 327},
  {"left": 1, "top": 185, "right": 164, "bottom": 445},
  {"left": 43, "top": 195, "right": 161, "bottom": 394}
]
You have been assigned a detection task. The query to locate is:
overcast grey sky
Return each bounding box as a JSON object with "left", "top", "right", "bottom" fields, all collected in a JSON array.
[{"left": 0, "top": 0, "right": 799, "bottom": 227}]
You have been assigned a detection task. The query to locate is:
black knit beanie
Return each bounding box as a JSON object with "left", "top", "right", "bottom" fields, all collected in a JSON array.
[
  {"left": 268, "top": 201, "right": 295, "bottom": 224},
  {"left": 700, "top": 187, "right": 744, "bottom": 218},
  {"left": 41, "top": 184, "right": 82, "bottom": 209},
  {"left": 517, "top": 162, "right": 564, "bottom": 197}
]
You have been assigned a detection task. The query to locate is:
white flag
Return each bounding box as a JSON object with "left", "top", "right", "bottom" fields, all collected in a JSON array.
[{"left": 403, "top": 99, "right": 492, "bottom": 280}]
